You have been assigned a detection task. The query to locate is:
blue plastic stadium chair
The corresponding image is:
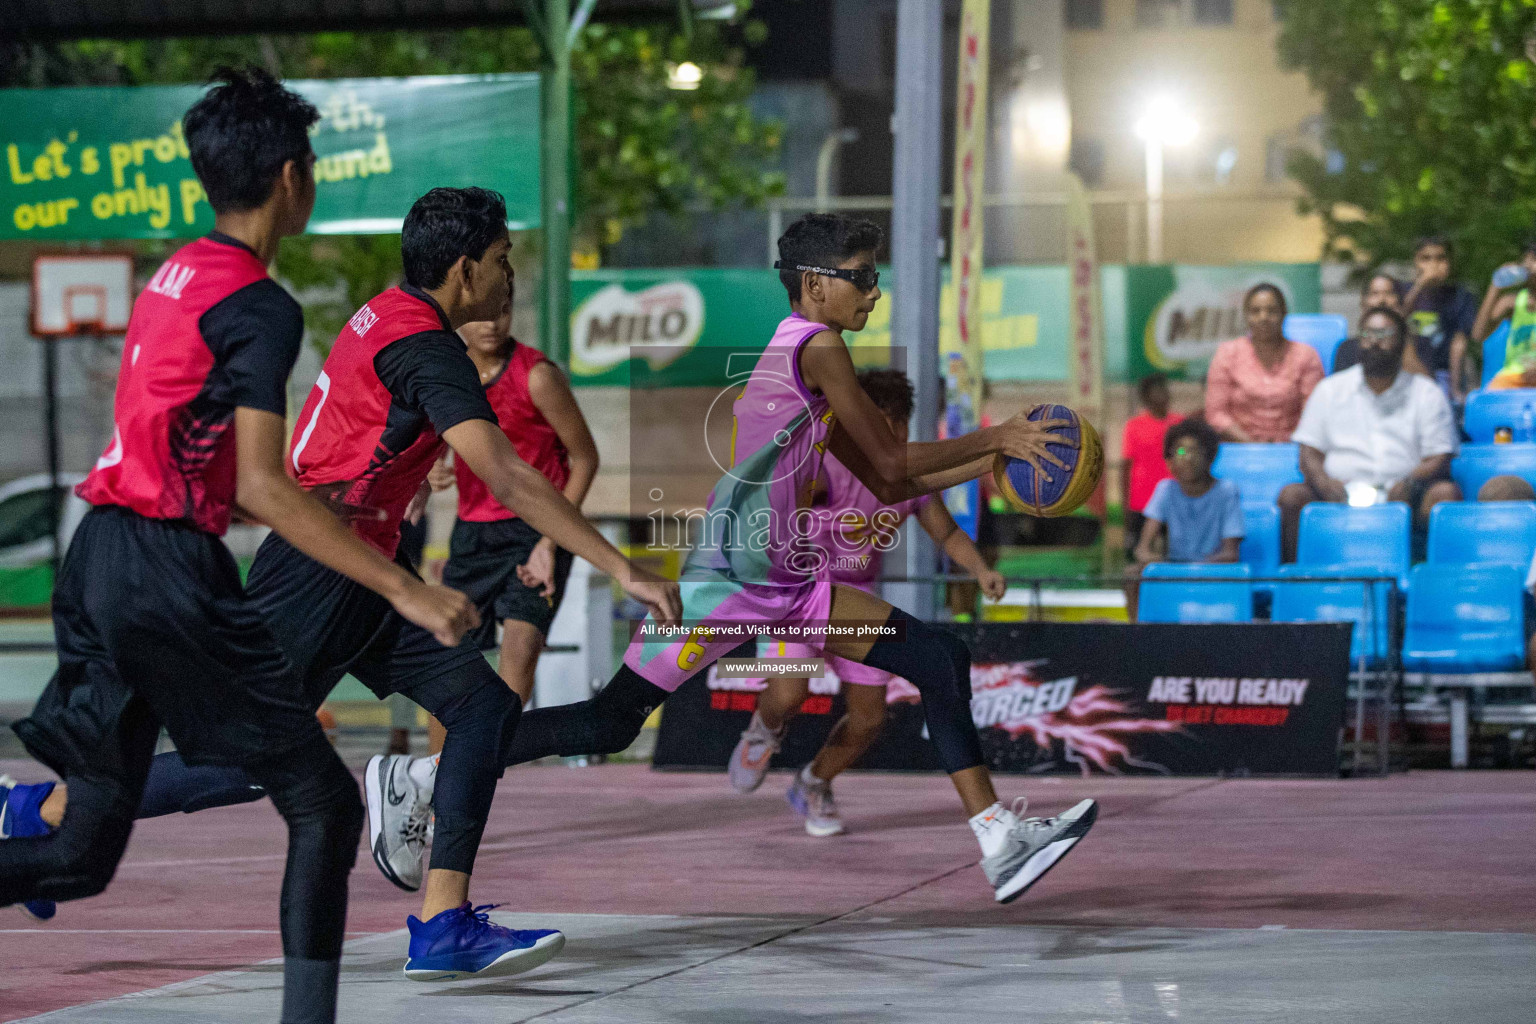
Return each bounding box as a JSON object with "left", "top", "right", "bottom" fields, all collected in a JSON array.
[
  {"left": 1427, "top": 501, "right": 1536, "bottom": 567},
  {"left": 1402, "top": 563, "right": 1526, "bottom": 672},
  {"left": 1283, "top": 314, "right": 1349, "bottom": 373},
  {"left": 1138, "top": 562, "right": 1253, "bottom": 623},
  {"left": 1211, "top": 443, "right": 1303, "bottom": 505},
  {"left": 1272, "top": 564, "right": 1394, "bottom": 665},
  {"left": 1450, "top": 444, "right": 1536, "bottom": 500},
  {"left": 1482, "top": 320, "right": 1510, "bottom": 388},
  {"left": 1239, "top": 503, "right": 1281, "bottom": 579},
  {"left": 1463, "top": 389, "right": 1536, "bottom": 444},
  {"left": 1296, "top": 502, "right": 1411, "bottom": 586}
]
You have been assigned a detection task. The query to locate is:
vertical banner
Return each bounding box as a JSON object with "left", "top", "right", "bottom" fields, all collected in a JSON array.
[
  {"left": 1064, "top": 172, "right": 1106, "bottom": 519},
  {"left": 945, "top": 0, "right": 991, "bottom": 538}
]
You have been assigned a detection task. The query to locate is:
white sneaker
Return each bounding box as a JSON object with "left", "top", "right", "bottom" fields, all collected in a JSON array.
[
  {"left": 981, "top": 798, "right": 1097, "bottom": 904},
  {"left": 727, "top": 711, "right": 785, "bottom": 794},
  {"left": 786, "top": 769, "right": 845, "bottom": 837},
  {"left": 365, "top": 754, "right": 430, "bottom": 892}
]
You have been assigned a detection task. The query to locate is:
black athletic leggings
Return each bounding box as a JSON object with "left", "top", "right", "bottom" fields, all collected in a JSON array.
[
  {"left": 502, "top": 608, "right": 985, "bottom": 774},
  {"left": 96, "top": 656, "right": 517, "bottom": 878}
]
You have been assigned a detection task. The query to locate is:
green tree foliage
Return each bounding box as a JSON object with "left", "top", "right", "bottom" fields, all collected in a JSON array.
[
  {"left": 1275, "top": 0, "right": 1536, "bottom": 281},
  {"left": 7, "top": 17, "right": 783, "bottom": 345}
]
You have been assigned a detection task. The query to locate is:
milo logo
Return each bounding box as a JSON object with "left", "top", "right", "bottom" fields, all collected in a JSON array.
[{"left": 571, "top": 280, "right": 704, "bottom": 374}]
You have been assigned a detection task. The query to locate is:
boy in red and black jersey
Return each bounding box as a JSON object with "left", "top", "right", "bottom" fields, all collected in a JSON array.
[
  {"left": 0, "top": 69, "right": 478, "bottom": 1023},
  {"left": 244, "top": 186, "right": 679, "bottom": 979},
  {"left": 439, "top": 300, "right": 597, "bottom": 685}
]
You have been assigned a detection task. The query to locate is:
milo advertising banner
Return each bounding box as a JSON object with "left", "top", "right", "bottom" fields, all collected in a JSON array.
[
  {"left": 1124, "top": 263, "right": 1322, "bottom": 380},
  {"left": 568, "top": 265, "right": 1073, "bottom": 388}
]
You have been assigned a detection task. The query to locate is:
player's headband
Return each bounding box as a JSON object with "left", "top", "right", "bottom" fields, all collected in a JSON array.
[{"left": 774, "top": 261, "right": 880, "bottom": 293}]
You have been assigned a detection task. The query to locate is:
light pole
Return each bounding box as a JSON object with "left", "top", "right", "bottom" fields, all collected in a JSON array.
[{"left": 1134, "top": 97, "right": 1197, "bottom": 263}]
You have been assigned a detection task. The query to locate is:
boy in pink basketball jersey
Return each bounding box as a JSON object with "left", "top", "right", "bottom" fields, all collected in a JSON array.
[
  {"left": 405, "top": 213, "right": 1098, "bottom": 903},
  {"left": 727, "top": 368, "right": 1007, "bottom": 837}
]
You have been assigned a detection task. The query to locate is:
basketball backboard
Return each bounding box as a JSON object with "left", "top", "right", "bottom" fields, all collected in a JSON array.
[{"left": 31, "top": 255, "right": 133, "bottom": 336}]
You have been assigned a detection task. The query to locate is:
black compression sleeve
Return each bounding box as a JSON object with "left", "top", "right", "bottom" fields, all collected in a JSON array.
[
  {"left": 199, "top": 279, "right": 304, "bottom": 415},
  {"left": 373, "top": 331, "right": 498, "bottom": 436}
]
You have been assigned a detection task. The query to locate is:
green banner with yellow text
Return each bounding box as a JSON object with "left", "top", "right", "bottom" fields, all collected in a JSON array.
[{"left": 1, "top": 74, "right": 539, "bottom": 241}]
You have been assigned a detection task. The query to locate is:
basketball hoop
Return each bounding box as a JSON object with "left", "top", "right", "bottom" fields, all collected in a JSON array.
[
  {"left": 31, "top": 255, "right": 133, "bottom": 337},
  {"left": 30, "top": 254, "right": 134, "bottom": 575}
]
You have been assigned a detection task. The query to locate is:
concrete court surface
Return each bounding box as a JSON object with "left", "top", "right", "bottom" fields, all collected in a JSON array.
[{"left": 2, "top": 763, "right": 1533, "bottom": 1023}]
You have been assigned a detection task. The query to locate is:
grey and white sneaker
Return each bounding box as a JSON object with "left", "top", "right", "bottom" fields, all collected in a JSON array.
[
  {"left": 981, "top": 798, "right": 1097, "bottom": 904},
  {"left": 727, "top": 711, "right": 786, "bottom": 794},
  {"left": 786, "top": 769, "right": 846, "bottom": 837},
  {"left": 365, "top": 754, "right": 430, "bottom": 892}
]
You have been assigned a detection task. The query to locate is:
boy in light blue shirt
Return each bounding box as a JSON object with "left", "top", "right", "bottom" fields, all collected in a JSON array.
[{"left": 1126, "top": 419, "right": 1244, "bottom": 618}]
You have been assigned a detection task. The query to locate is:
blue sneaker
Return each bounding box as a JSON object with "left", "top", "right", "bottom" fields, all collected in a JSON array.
[
  {"left": 1, "top": 775, "right": 59, "bottom": 923},
  {"left": 403, "top": 902, "right": 564, "bottom": 982}
]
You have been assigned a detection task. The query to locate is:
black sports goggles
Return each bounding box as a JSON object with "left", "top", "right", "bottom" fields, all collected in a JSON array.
[{"left": 774, "top": 260, "right": 879, "bottom": 293}]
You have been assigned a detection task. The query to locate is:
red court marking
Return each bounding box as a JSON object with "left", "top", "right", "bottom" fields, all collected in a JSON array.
[{"left": 3, "top": 762, "right": 1533, "bottom": 1021}]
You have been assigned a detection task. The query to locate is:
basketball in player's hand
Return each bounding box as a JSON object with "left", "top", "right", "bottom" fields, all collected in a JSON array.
[{"left": 991, "top": 404, "right": 1103, "bottom": 517}]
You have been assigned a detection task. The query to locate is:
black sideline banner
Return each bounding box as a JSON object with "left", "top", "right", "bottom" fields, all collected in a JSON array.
[{"left": 652, "top": 623, "right": 1351, "bottom": 777}]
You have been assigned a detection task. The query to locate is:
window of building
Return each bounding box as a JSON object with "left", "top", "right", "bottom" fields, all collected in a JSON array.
[
  {"left": 1136, "top": 0, "right": 1181, "bottom": 27},
  {"left": 1192, "top": 0, "right": 1233, "bottom": 25},
  {"left": 1065, "top": 0, "right": 1103, "bottom": 29},
  {"left": 1069, "top": 137, "right": 1106, "bottom": 188}
]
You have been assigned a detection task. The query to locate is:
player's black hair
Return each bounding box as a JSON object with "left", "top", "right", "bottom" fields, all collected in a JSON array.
[
  {"left": 1522, "top": 239, "right": 1536, "bottom": 259},
  {"left": 1163, "top": 417, "right": 1221, "bottom": 463},
  {"left": 857, "top": 368, "right": 914, "bottom": 422},
  {"left": 776, "top": 213, "right": 884, "bottom": 301},
  {"left": 182, "top": 66, "right": 319, "bottom": 214},
  {"left": 1242, "top": 282, "right": 1288, "bottom": 319},
  {"left": 401, "top": 187, "right": 508, "bottom": 290},
  {"left": 1414, "top": 234, "right": 1453, "bottom": 259},
  {"left": 1360, "top": 304, "right": 1408, "bottom": 343},
  {"left": 1136, "top": 372, "right": 1169, "bottom": 403},
  {"left": 1360, "top": 269, "right": 1400, "bottom": 299}
]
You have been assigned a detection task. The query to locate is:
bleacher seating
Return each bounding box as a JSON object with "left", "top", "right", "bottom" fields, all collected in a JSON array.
[
  {"left": 1138, "top": 562, "right": 1253, "bottom": 624},
  {"left": 1211, "top": 443, "right": 1303, "bottom": 505},
  {"left": 1482, "top": 320, "right": 1509, "bottom": 388},
  {"left": 1271, "top": 564, "right": 1393, "bottom": 665},
  {"left": 1239, "top": 503, "right": 1280, "bottom": 578},
  {"left": 1402, "top": 563, "right": 1526, "bottom": 672},
  {"left": 1296, "top": 502, "right": 1411, "bottom": 585},
  {"left": 1283, "top": 313, "right": 1349, "bottom": 372},
  {"left": 1426, "top": 501, "right": 1536, "bottom": 567},
  {"left": 1450, "top": 444, "right": 1536, "bottom": 499},
  {"left": 1463, "top": 389, "right": 1536, "bottom": 444}
]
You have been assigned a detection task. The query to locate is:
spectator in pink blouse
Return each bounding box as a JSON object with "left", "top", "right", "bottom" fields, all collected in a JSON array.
[{"left": 1204, "top": 284, "right": 1325, "bottom": 443}]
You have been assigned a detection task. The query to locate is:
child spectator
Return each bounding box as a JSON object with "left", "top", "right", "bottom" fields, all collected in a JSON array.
[
  {"left": 1402, "top": 235, "right": 1479, "bottom": 401},
  {"left": 1471, "top": 240, "right": 1536, "bottom": 390},
  {"left": 1120, "top": 373, "right": 1182, "bottom": 559},
  {"left": 1124, "top": 418, "right": 1244, "bottom": 619}
]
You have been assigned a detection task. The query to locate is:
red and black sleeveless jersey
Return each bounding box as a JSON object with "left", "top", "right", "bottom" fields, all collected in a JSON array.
[
  {"left": 455, "top": 340, "right": 571, "bottom": 523},
  {"left": 290, "top": 284, "right": 497, "bottom": 556},
  {"left": 76, "top": 234, "right": 303, "bottom": 536}
]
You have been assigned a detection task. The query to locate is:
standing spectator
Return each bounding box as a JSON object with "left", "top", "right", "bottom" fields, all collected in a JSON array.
[
  {"left": 1124, "top": 418, "right": 1244, "bottom": 620},
  {"left": 1204, "top": 283, "right": 1324, "bottom": 442},
  {"left": 1471, "top": 240, "right": 1536, "bottom": 390},
  {"left": 1279, "top": 306, "right": 1460, "bottom": 561},
  {"left": 1120, "top": 373, "right": 1182, "bottom": 559},
  {"left": 1402, "top": 235, "right": 1479, "bottom": 401},
  {"left": 1333, "top": 271, "right": 1424, "bottom": 375}
]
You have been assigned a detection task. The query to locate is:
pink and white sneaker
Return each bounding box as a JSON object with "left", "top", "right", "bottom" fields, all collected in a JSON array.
[
  {"left": 786, "top": 767, "right": 845, "bottom": 837},
  {"left": 727, "top": 711, "right": 785, "bottom": 794}
]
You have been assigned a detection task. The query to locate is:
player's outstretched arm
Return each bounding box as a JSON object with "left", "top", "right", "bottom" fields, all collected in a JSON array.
[
  {"left": 233, "top": 407, "right": 479, "bottom": 647},
  {"left": 916, "top": 499, "right": 1006, "bottom": 601},
  {"left": 444, "top": 418, "right": 681, "bottom": 626},
  {"left": 799, "top": 331, "right": 1071, "bottom": 501}
]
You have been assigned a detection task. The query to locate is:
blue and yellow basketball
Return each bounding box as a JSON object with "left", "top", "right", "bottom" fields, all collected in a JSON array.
[{"left": 991, "top": 405, "right": 1103, "bottom": 517}]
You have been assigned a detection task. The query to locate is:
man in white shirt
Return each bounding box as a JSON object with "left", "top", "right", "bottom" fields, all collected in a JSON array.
[{"left": 1278, "top": 306, "right": 1461, "bottom": 561}]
